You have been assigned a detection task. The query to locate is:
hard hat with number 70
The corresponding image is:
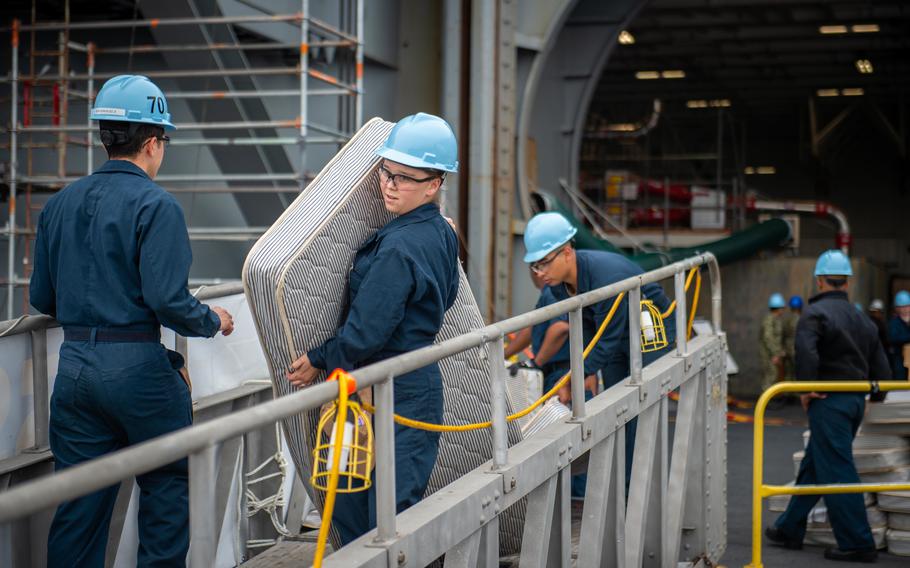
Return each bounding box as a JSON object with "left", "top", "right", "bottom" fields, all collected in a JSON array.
[
  {"left": 90, "top": 75, "right": 176, "bottom": 130},
  {"left": 813, "top": 250, "right": 853, "bottom": 277},
  {"left": 523, "top": 212, "right": 578, "bottom": 263}
]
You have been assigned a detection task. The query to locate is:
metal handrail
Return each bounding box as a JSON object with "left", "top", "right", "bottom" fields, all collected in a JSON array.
[
  {"left": 0, "top": 253, "right": 720, "bottom": 549},
  {"left": 746, "top": 381, "right": 910, "bottom": 568},
  {"left": 0, "top": 283, "right": 245, "bottom": 338}
]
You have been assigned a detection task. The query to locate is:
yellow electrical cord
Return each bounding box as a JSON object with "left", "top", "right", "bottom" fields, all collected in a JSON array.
[
  {"left": 313, "top": 270, "right": 703, "bottom": 565},
  {"left": 660, "top": 267, "right": 698, "bottom": 319},
  {"left": 313, "top": 371, "right": 355, "bottom": 568},
  {"left": 687, "top": 269, "right": 701, "bottom": 340},
  {"left": 360, "top": 267, "right": 702, "bottom": 433}
]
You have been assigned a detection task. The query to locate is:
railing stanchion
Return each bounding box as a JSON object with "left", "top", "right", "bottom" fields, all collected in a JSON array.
[
  {"left": 490, "top": 335, "right": 509, "bottom": 469},
  {"left": 569, "top": 307, "right": 587, "bottom": 418},
  {"left": 374, "top": 374, "right": 397, "bottom": 542},
  {"left": 189, "top": 443, "right": 219, "bottom": 567},
  {"left": 674, "top": 270, "right": 688, "bottom": 356},
  {"left": 629, "top": 285, "right": 643, "bottom": 385}
]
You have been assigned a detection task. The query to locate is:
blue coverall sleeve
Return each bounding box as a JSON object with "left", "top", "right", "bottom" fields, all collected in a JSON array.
[
  {"left": 889, "top": 318, "right": 910, "bottom": 345},
  {"left": 583, "top": 295, "right": 626, "bottom": 376},
  {"left": 308, "top": 248, "right": 413, "bottom": 371},
  {"left": 29, "top": 212, "right": 56, "bottom": 317},
  {"left": 794, "top": 311, "right": 823, "bottom": 381},
  {"left": 137, "top": 195, "right": 220, "bottom": 338},
  {"left": 869, "top": 336, "right": 892, "bottom": 380}
]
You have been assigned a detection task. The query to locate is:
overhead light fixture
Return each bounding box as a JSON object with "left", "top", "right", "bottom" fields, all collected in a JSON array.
[
  {"left": 851, "top": 24, "right": 880, "bottom": 33},
  {"left": 855, "top": 59, "right": 873, "bottom": 74},
  {"left": 618, "top": 30, "right": 635, "bottom": 45},
  {"left": 635, "top": 71, "right": 660, "bottom": 80},
  {"left": 744, "top": 167, "right": 756, "bottom": 175},
  {"left": 756, "top": 166, "right": 776, "bottom": 175},
  {"left": 819, "top": 25, "right": 848, "bottom": 34},
  {"left": 816, "top": 88, "right": 840, "bottom": 97},
  {"left": 709, "top": 99, "right": 731, "bottom": 108},
  {"left": 686, "top": 99, "right": 708, "bottom": 108},
  {"left": 661, "top": 70, "right": 686, "bottom": 79},
  {"left": 686, "top": 99, "right": 731, "bottom": 109},
  {"left": 606, "top": 123, "right": 638, "bottom": 132},
  {"left": 841, "top": 87, "right": 864, "bottom": 96}
]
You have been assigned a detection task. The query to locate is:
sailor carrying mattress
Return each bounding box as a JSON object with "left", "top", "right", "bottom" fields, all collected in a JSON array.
[{"left": 242, "top": 115, "right": 526, "bottom": 554}]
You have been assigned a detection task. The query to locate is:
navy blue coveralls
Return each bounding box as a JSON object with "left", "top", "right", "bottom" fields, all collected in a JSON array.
[
  {"left": 30, "top": 160, "right": 221, "bottom": 567},
  {"left": 887, "top": 316, "right": 910, "bottom": 380},
  {"left": 774, "top": 290, "right": 891, "bottom": 551},
  {"left": 307, "top": 203, "right": 459, "bottom": 545},
  {"left": 549, "top": 250, "right": 676, "bottom": 483},
  {"left": 532, "top": 286, "right": 571, "bottom": 393}
]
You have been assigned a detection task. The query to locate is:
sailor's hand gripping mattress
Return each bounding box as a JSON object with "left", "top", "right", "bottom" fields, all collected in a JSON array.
[{"left": 242, "top": 118, "right": 525, "bottom": 553}]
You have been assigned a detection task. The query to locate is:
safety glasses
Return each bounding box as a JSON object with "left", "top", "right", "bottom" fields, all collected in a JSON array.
[{"left": 530, "top": 246, "right": 566, "bottom": 274}]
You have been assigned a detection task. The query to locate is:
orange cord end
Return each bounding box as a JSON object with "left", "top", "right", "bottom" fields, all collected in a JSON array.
[{"left": 327, "top": 369, "right": 357, "bottom": 395}]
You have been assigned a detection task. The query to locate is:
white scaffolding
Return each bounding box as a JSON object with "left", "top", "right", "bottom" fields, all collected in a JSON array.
[{"left": 1, "top": 0, "right": 364, "bottom": 318}]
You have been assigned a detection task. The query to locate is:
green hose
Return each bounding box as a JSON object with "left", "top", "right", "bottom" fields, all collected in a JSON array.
[{"left": 532, "top": 192, "right": 791, "bottom": 269}]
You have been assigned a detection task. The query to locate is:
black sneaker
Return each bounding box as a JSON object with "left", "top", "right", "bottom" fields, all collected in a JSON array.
[
  {"left": 764, "top": 526, "right": 802, "bottom": 549},
  {"left": 823, "top": 547, "right": 877, "bottom": 563}
]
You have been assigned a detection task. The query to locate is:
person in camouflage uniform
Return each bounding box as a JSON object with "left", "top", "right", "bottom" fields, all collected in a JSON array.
[
  {"left": 781, "top": 295, "right": 803, "bottom": 380},
  {"left": 759, "top": 293, "right": 787, "bottom": 391}
]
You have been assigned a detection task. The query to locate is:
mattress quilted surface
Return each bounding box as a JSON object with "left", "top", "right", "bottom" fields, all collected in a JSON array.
[{"left": 242, "top": 118, "right": 524, "bottom": 553}]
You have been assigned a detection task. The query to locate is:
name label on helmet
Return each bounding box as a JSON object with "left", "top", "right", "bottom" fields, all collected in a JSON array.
[
  {"left": 147, "top": 96, "right": 165, "bottom": 115},
  {"left": 93, "top": 107, "right": 126, "bottom": 117}
]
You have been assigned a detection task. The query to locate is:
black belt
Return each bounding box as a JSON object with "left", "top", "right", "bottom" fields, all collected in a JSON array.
[
  {"left": 63, "top": 327, "right": 160, "bottom": 343},
  {"left": 540, "top": 361, "right": 569, "bottom": 376}
]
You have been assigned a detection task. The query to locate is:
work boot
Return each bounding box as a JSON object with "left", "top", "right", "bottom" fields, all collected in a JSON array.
[
  {"left": 764, "top": 526, "right": 802, "bottom": 549},
  {"left": 823, "top": 547, "right": 877, "bottom": 563}
]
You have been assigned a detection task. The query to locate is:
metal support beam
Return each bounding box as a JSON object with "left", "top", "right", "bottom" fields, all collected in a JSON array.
[
  {"left": 493, "top": 0, "right": 517, "bottom": 322},
  {"left": 468, "top": 0, "right": 497, "bottom": 322}
]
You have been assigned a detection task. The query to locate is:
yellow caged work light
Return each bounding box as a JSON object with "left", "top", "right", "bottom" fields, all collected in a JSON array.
[
  {"left": 639, "top": 299, "right": 668, "bottom": 352},
  {"left": 311, "top": 370, "right": 374, "bottom": 493}
]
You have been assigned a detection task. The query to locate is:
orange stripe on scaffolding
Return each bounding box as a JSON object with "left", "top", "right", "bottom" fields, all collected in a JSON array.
[
  {"left": 11, "top": 19, "right": 19, "bottom": 47},
  {"left": 150, "top": 19, "right": 160, "bottom": 29},
  {"left": 300, "top": 42, "right": 309, "bottom": 55},
  {"left": 212, "top": 92, "right": 226, "bottom": 99},
  {"left": 356, "top": 62, "right": 363, "bottom": 79},
  {"left": 308, "top": 69, "right": 339, "bottom": 86}
]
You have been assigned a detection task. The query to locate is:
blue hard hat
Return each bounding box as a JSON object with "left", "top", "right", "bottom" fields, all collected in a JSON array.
[
  {"left": 376, "top": 113, "right": 458, "bottom": 173},
  {"left": 788, "top": 295, "right": 803, "bottom": 309},
  {"left": 895, "top": 290, "right": 910, "bottom": 308},
  {"left": 768, "top": 293, "right": 786, "bottom": 309},
  {"left": 523, "top": 212, "right": 578, "bottom": 263},
  {"left": 90, "top": 75, "right": 175, "bottom": 130},
  {"left": 814, "top": 249, "right": 853, "bottom": 277}
]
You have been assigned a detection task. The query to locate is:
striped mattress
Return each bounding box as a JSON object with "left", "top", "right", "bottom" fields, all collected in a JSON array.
[{"left": 242, "top": 118, "right": 525, "bottom": 554}]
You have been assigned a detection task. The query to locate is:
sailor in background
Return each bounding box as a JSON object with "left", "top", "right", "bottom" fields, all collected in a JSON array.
[
  {"left": 286, "top": 113, "right": 460, "bottom": 544},
  {"left": 31, "top": 75, "right": 235, "bottom": 566},
  {"left": 765, "top": 250, "right": 890, "bottom": 563},
  {"left": 888, "top": 290, "right": 910, "bottom": 380},
  {"left": 782, "top": 295, "right": 803, "bottom": 381},
  {"left": 759, "top": 293, "right": 787, "bottom": 393},
  {"left": 520, "top": 212, "right": 676, "bottom": 486}
]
